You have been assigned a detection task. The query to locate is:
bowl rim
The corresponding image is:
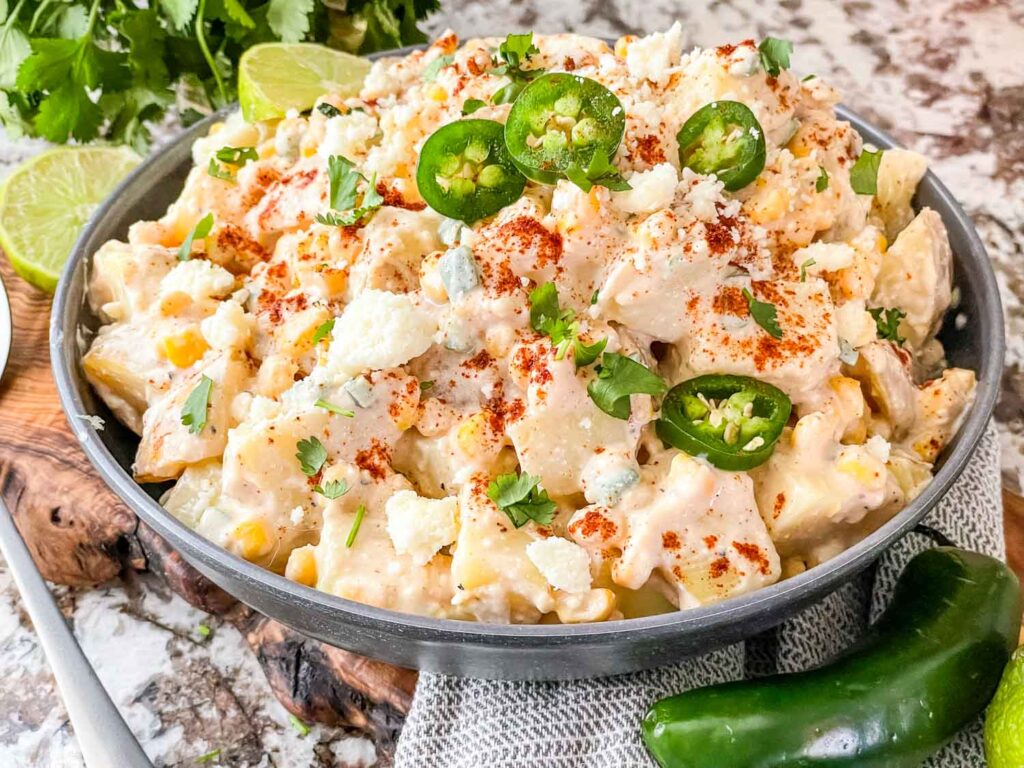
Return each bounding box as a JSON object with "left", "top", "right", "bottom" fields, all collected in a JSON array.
[{"left": 50, "top": 78, "right": 1005, "bottom": 648}]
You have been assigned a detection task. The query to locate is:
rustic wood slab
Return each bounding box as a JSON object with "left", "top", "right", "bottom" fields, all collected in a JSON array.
[{"left": 0, "top": 257, "right": 415, "bottom": 763}]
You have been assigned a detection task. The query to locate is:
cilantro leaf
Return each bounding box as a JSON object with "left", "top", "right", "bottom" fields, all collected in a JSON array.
[
  {"left": 497, "top": 33, "right": 539, "bottom": 70},
  {"left": 317, "top": 102, "right": 341, "bottom": 118},
  {"left": 799, "top": 258, "right": 816, "bottom": 282},
  {"left": 422, "top": 53, "right": 453, "bottom": 81},
  {"left": 208, "top": 145, "right": 257, "bottom": 181},
  {"left": 315, "top": 398, "right": 355, "bottom": 417},
  {"left": 573, "top": 336, "right": 608, "bottom": 368},
  {"left": 267, "top": 0, "right": 315, "bottom": 43},
  {"left": 296, "top": 436, "right": 328, "bottom": 476},
  {"left": 587, "top": 352, "right": 666, "bottom": 420},
  {"left": 311, "top": 318, "right": 335, "bottom": 344},
  {"left": 529, "top": 281, "right": 561, "bottom": 332},
  {"left": 868, "top": 306, "right": 907, "bottom": 346},
  {"left": 850, "top": 148, "right": 884, "bottom": 195},
  {"left": 486, "top": 472, "right": 557, "bottom": 528},
  {"left": 462, "top": 97, "right": 486, "bottom": 115},
  {"left": 742, "top": 287, "right": 783, "bottom": 339},
  {"left": 318, "top": 156, "right": 384, "bottom": 227},
  {"left": 565, "top": 151, "right": 631, "bottom": 193},
  {"left": 313, "top": 479, "right": 349, "bottom": 499},
  {"left": 181, "top": 375, "right": 214, "bottom": 435},
  {"left": 346, "top": 504, "right": 366, "bottom": 547},
  {"left": 161, "top": 0, "right": 201, "bottom": 30},
  {"left": 758, "top": 37, "right": 793, "bottom": 77},
  {"left": 815, "top": 165, "right": 829, "bottom": 192},
  {"left": 489, "top": 31, "right": 543, "bottom": 104},
  {"left": 419, "top": 379, "right": 434, "bottom": 391},
  {"left": 0, "top": 18, "right": 31, "bottom": 90},
  {"left": 178, "top": 212, "right": 214, "bottom": 261},
  {"left": 529, "top": 282, "right": 605, "bottom": 369}
]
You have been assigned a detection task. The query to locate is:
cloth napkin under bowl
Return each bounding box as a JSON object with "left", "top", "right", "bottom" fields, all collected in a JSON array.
[{"left": 395, "top": 423, "right": 1004, "bottom": 767}]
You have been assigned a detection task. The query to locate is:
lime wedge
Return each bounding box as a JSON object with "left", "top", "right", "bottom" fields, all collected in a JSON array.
[
  {"left": 238, "top": 43, "right": 372, "bottom": 122},
  {"left": 0, "top": 146, "right": 139, "bottom": 293}
]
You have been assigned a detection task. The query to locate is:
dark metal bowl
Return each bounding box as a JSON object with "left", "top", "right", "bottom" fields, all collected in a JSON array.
[{"left": 51, "top": 74, "right": 1004, "bottom": 679}]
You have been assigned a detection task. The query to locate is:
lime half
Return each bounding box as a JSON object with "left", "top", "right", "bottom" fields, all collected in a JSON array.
[
  {"left": 986, "top": 646, "right": 1024, "bottom": 768},
  {"left": 0, "top": 146, "right": 139, "bottom": 293},
  {"left": 238, "top": 43, "right": 372, "bottom": 122}
]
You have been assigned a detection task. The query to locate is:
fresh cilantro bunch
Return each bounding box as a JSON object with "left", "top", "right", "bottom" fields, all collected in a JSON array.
[{"left": 0, "top": 0, "right": 438, "bottom": 150}]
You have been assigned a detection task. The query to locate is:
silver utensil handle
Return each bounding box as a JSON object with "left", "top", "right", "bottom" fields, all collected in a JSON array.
[{"left": 0, "top": 498, "right": 152, "bottom": 768}]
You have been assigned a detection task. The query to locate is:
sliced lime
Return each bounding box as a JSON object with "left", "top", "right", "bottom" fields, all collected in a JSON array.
[
  {"left": 238, "top": 43, "right": 372, "bottom": 122},
  {"left": 0, "top": 147, "right": 140, "bottom": 293}
]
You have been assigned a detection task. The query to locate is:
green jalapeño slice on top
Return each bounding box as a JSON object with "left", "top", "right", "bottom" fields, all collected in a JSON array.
[
  {"left": 416, "top": 119, "right": 527, "bottom": 223},
  {"left": 504, "top": 73, "right": 626, "bottom": 184},
  {"left": 676, "top": 100, "right": 767, "bottom": 191},
  {"left": 656, "top": 374, "right": 791, "bottom": 470}
]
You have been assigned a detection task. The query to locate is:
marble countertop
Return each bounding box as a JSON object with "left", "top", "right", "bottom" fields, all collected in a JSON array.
[{"left": 1, "top": 1, "right": 1022, "bottom": 765}]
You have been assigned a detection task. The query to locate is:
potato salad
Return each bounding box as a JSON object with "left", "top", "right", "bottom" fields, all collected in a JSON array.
[{"left": 83, "top": 27, "right": 976, "bottom": 624}]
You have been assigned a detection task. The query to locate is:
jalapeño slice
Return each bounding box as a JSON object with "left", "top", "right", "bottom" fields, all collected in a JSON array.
[
  {"left": 504, "top": 73, "right": 626, "bottom": 184},
  {"left": 656, "top": 374, "right": 791, "bottom": 471},
  {"left": 416, "top": 119, "right": 526, "bottom": 223},
  {"left": 676, "top": 101, "right": 767, "bottom": 191}
]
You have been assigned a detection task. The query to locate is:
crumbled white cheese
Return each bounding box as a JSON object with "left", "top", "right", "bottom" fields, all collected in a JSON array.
[
  {"left": 326, "top": 290, "right": 437, "bottom": 380},
  {"left": 625, "top": 21, "right": 683, "bottom": 86},
  {"left": 681, "top": 167, "right": 726, "bottom": 222},
  {"left": 319, "top": 111, "right": 379, "bottom": 160},
  {"left": 200, "top": 300, "right": 251, "bottom": 350},
  {"left": 864, "top": 435, "right": 892, "bottom": 464},
  {"left": 791, "top": 242, "right": 856, "bottom": 273},
  {"left": 385, "top": 490, "right": 458, "bottom": 566},
  {"left": 613, "top": 163, "right": 678, "bottom": 215},
  {"left": 160, "top": 259, "right": 235, "bottom": 304},
  {"left": 835, "top": 301, "right": 878, "bottom": 349},
  {"left": 526, "top": 538, "right": 593, "bottom": 594}
]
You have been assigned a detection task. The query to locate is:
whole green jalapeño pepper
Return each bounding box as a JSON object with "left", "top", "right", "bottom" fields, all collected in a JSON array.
[
  {"left": 676, "top": 100, "right": 767, "bottom": 191},
  {"left": 416, "top": 119, "right": 526, "bottom": 223},
  {"left": 643, "top": 547, "right": 1022, "bottom": 768},
  {"left": 655, "top": 374, "right": 791, "bottom": 471},
  {"left": 504, "top": 72, "right": 625, "bottom": 184}
]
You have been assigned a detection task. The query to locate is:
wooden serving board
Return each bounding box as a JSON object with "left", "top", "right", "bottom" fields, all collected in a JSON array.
[
  {"left": 3, "top": 255, "right": 1024, "bottom": 762},
  {"left": 0, "top": 256, "right": 416, "bottom": 764}
]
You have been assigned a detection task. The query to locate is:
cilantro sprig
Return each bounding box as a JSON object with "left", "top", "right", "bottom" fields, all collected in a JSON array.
[
  {"left": 181, "top": 375, "right": 214, "bottom": 435},
  {"left": 208, "top": 145, "right": 258, "bottom": 182},
  {"left": 315, "top": 154, "right": 384, "bottom": 227},
  {"left": 587, "top": 352, "right": 667, "bottom": 420},
  {"left": 529, "top": 282, "right": 607, "bottom": 368},
  {"left": 296, "top": 436, "right": 328, "bottom": 477},
  {"left": 177, "top": 213, "right": 214, "bottom": 262},
  {"left": 869, "top": 306, "right": 907, "bottom": 346},
  {"left": 490, "top": 32, "right": 544, "bottom": 104},
  {"left": 757, "top": 37, "right": 793, "bottom": 78},
  {"left": 743, "top": 287, "right": 783, "bottom": 339},
  {"left": 815, "top": 165, "right": 829, "bottom": 192},
  {"left": 564, "top": 151, "right": 632, "bottom": 193},
  {"left": 0, "top": 1, "right": 439, "bottom": 149},
  {"left": 486, "top": 472, "right": 557, "bottom": 528},
  {"left": 313, "top": 479, "right": 349, "bottom": 500}
]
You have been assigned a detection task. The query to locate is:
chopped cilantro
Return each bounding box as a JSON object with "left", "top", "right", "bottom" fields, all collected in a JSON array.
[
  {"left": 180, "top": 375, "right": 213, "bottom": 435},
  {"left": 196, "top": 748, "right": 221, "bottom": 764},
  {"left": 316, "top": 155, "right": 384, "bottom": 227},
  {"left": 590, "top": 290, "right": 599, "bottom": 305},
  {"left": 196, "top": 623, "right": 212, "bottom": 639},
  {"left": 815, "top": 165, "right": 829, "bottom": 192},
  {"left": 207, "top": 145, "right": 257, "bottom": 182},
  {"left": 742, "top": 287, "right": 783, "bottom": 339},
  {"left": 177, "top": 213, "right": 214, "bottom": 261},
  {"left": 850, "top": 148, "right": 884, "bottom": 195},
  {"left": 296, "top": 436, "right": 328, "bottom": 477},
  {"left": 313, "top": 479, "right": 349, "bottom": 500},
  {"left": 564, "top": 150, "right": 631, "bottom": 193},
  {"left": 528, "top": 282, "right": 606, "bottom": 368},
  {"left": 419, "top": 380, "right": 435, "bottom": 391},
  {"left": 799, "top": 258, "right": 816, "bottom": 282},
  {"left": 317, "top": 103, "right": 342, "bottom": 118},
  {"left": 422, "top": 54, "right": 454, "bottom": 81},
  {"left": 315, "top": 398, "right": 354, "bottom": 418},
  {"left": 758, "top": 37, "right": 793, "bottom": 77},
  {"left": 486, "top": 472, "right": 557, "bottom": 528},
  {"left": 462, "top": 98, "right": 487, "bottom": 115},
  {"left": 868, "top": 306, "right": 907, "bottom": 346},
  {"left": 345, "top": 505, "right": 366, "bottom": 547},
  {"left": 586, "top": 352, "right": 667, "bottom": 420},
  {"left": 311, "top": 318, "right": 335, "bottom": 344}
]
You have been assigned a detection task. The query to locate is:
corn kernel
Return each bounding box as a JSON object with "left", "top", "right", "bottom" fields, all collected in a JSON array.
[
  {"left": 258, "top": 142, "right": 277, "bottom": 160},
  {"left": 745, "top": 188, "right": 789, "bottom": 224},
  {"left": 389, "top": 392, "right": 419, "bottom": 432},
  {"left": 876, "top": 233, "right": 888, "bottom": 253},
  {"left": 788, "top": 138, "right": 810, "bottom": 158},
  {"left": 426, "top": 83, "right": 447, "bottom": 102},
  {"left": 159, "top": 326, "right": 209, "bottom": 368},
  {"left": 614, "top": 36, "right": 635, "bottom": 58},
  {"left": 234, "top": 520, "right": 272, "bottom": 560},
  {"left": 302, "top": 144, "right": 317, "bottom": 158},
  {"left": 455, "top": 412, "right": 491, "bottom": 457},
  {"left": 285, "top": 545, "right": 318, "bottom": 587},
  {"left": 836, "top": 454, "right": 878, "bottom": 486}
]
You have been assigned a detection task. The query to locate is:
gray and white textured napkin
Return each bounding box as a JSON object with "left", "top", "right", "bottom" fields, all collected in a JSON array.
[{"left": 395, "top": 423, "right": 1004, "bottom": 767}]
